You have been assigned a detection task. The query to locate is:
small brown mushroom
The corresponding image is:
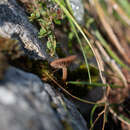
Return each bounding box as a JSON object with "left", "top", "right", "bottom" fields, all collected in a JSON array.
[{"left": 50, "top": 55, "right": 77, "bottom": 81}]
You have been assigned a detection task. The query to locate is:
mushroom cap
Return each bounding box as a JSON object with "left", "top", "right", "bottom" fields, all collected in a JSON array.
[{"left": 50, "top": 55, "right": 77, "bottom": 69}]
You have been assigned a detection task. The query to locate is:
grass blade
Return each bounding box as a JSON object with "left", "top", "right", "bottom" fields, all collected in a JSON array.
[{"left": 67, "top": 81, "right": 123, "bottom": 88}]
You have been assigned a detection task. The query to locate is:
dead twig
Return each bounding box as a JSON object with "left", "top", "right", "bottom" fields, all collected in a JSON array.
[
  {"left": 93, "top": 0, "right": 130, "bottom": 64},
  {"left": 43, "top": 71, "right": 98, "bottom": 104},
  {"left": 108, "top": 0, "right": 130, "bottom": 25}
]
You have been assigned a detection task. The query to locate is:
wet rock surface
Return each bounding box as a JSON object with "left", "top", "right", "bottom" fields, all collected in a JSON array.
[
  {"left": 0, "top": 0, "right": 48, "bottom": 60},
  {"left": 0, "top": 67, "right": 88, "bottom": 130}
]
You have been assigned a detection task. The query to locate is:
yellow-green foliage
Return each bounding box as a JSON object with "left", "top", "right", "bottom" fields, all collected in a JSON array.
[{"left": 28, "top": 0, "right": 64, "bottom": 56}]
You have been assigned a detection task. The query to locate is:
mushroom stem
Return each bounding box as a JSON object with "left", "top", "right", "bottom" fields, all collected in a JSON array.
[
  {"left": 50, "top": 55, "right": 77, "bottom": 81},
  {"left": 62, "top": 67, "right": 67, "bottom": 81}
]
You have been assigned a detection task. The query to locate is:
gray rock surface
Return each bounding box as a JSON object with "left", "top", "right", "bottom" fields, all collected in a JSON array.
[
  {"left": 69, "top": 0, "right": 85, "bottom": 24},
  {"left": 0, "top": 0, "right": 48, "bottom": 60},
  {"left": 0, "top": 66, "right": 88, "bottom": 130}
]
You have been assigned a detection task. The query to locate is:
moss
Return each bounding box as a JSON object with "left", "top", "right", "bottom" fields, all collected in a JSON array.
[
  {"left": 0, "top": 36, "right": 23, "bottom": 60},
  {"left": 0, "top": 36, "right": 23, "bottom": 80},
  {"left": 66, "top": 64, "right": 99, "bottom": 97},
  {"left": 0, "top": 53, "right": 8, "bottom": 80},
  {"left": 50, "top": 102, "right": 58, "bottom": 109},
  {"left": 11, "top": 56, "right": 52, "bottom": 81},
  {"left": 61, "top": 120, "right": 73, "bottom": 130}
]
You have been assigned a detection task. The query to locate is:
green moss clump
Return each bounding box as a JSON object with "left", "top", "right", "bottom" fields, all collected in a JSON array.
[{"left": 66, "top": 64, "right": 99, "bottom": 97}]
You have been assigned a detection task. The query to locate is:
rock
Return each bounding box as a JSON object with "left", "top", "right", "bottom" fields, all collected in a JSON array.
[
  {"left": 0, "top": 0, "right": 48, "bottom": 60},
  {"left": 0, "top": 66, "right": 88, "bottom": 130},
  {"left": 69, "top": 0, "right": 85, "bottom": 24}
]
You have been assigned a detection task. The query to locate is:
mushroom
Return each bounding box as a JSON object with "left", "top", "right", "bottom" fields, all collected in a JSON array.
[{"left": 50, "top": 55, "right": 77, "bottom": 81}]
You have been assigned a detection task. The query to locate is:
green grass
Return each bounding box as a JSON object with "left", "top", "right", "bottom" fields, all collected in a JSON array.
[{"left": 67, "top": 81, "right": 123, "bottom": 88}]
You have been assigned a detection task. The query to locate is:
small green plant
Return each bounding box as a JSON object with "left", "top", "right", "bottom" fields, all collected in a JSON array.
[{"left": 29, "top": 0, "right": 64, "bottom": 56}]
